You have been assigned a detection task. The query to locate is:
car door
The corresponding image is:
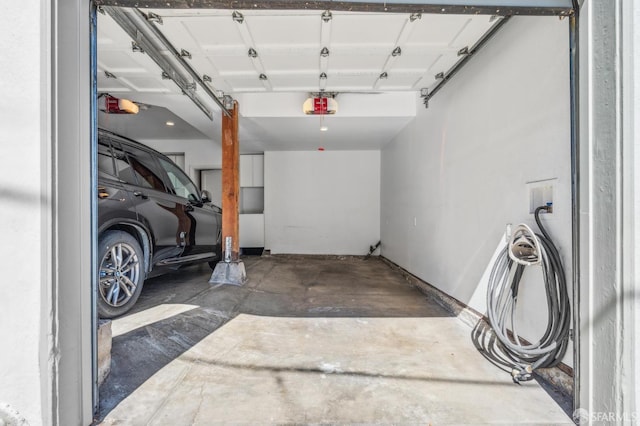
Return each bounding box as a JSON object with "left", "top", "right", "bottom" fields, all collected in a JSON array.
[
  {"left": 155, "top": 156, "right": 221, "bottom": 261},
  {"left": 97, "top": 136, "right": 137, "bottom": 232},
  {"left": 112, "top": 139, "right": 186, "bottom": 267}
]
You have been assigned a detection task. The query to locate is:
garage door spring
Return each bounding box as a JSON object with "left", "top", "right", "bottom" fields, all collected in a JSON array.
[{"left": 486, "top": 205, "right": 571, "bottom": 383}]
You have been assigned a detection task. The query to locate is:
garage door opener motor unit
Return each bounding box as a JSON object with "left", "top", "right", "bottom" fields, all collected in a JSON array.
[{"left": 485, "top": 204, "right": 571, "bottom": 383}]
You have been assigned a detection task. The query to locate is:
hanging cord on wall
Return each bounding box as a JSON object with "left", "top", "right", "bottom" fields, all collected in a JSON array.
[{"left": 485, "top": 205, "right": 571, "bottom": 383}]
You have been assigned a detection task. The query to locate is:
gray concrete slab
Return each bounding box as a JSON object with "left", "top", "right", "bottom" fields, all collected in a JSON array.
[{"left": 98, "top": 256, "right": 573, "bottom": 425}]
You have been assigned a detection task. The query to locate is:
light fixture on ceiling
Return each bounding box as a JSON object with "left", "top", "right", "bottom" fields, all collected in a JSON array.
[
  {"left": 320, "top": 47, "right": 330, "bottom": 57},
  {"left": 321, "top": 10, "right": 332, "bottom": 23},
  {"left": 392, "top": 47, "right": 402, "bottom": 57},
  {"left": 410, "top": 13, "right": 422, "bottom": 22},
  {"left": 166, "top": 121, "right": 175, "bottom": 126},
  {"left": 248, "top": 47, "right": 258, "bottom": 58},
  {"left": 320, "top": 125, "right": 328, "bottom": 132},
  {"left": 99, "top": 94, "right": 139, "bottom": 114}
]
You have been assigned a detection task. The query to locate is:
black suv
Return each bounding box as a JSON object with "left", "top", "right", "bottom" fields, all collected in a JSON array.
[{"left": 98, "top": 129, "right": 221, "bottom": 318}]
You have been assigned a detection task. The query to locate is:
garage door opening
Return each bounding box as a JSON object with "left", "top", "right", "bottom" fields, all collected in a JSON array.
[{"left": 92, "top": 1, "right": 579, "bottom": 423}]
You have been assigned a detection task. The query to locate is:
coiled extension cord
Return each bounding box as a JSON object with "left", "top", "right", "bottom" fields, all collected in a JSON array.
[{"left": 486, "top": 205, "right": 571, "bottom": 383}]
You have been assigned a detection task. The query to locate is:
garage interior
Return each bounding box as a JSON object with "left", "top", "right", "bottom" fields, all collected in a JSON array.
[{"left": 95, "top": 2, "right": 575, "bottom": 424}]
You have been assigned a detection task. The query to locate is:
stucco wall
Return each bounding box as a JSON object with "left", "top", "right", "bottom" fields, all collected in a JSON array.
[{"left": 0, "top": 1, "right": 49, "bottom": 424}]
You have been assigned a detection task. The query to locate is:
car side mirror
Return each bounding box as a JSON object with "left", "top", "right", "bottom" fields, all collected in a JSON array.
[{"left": 201, "top": 190, "right": 212, "bottom": 203}]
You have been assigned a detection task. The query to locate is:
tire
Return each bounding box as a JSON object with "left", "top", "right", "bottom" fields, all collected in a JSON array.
[{"left": 98, "top": 230, "right": 145, "bottom": 318}]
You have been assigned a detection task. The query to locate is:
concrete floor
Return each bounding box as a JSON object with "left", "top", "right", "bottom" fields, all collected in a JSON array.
[{"left": 98, "top": 255, "right": 573, "bottom": 425}]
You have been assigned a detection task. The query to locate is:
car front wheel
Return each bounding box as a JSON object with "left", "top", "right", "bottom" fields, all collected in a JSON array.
[{"left": 98, "top": 231, "right": 145, "bottom": 318}]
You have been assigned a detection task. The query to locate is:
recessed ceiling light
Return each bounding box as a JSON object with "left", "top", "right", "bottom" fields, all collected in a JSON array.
[
  {"left": 320, "top": 125, "right": 328, "bottom": 132},
  {"left": 166, "top": 121, "right": 175, "bottom": 126}
]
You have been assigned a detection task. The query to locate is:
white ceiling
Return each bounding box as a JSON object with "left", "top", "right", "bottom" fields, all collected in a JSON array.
[{"left": 97, "top": 8, "right": 499, "bottom": 152}]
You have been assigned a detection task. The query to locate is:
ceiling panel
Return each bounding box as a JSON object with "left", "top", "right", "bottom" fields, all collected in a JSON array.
[
  {"left": 180, "top": 17, "right": 242, "bottom": 47},
  {"left": 119, "top": 76, "right": 174, "bottom": 92},
  {"left": 244, "top": 115, "right": 414, "bottom": 151},
  {"left": 225, "top": 76, "right": 268, "bottom": 91},
  {"left": 330, "top": 14, "right": 407, "bottom": 44},
  {"left": 97, "top": 74, "right": 131, "bottom": 92},
  {"left": 261, "top": 55, "right": 319, "bottom": 72},
  {"left": 249, "top": 15, "right": 321, "bottom": 46},
  {"left": 329, "top": 53, "right": 387, "bottom": 71},
  {"left": 452, "top": 16, "right": 498, "bottom": 48},
  {"left": 269, "top": 75, "right": 319, "bottom": 91},
  {"left": 206, "top": 55, "right": 256, "bottom": 73},
  {"left": 407, "top": 15, "right": 475, "bottom": 45},
  {"left": 326, "top": 74, "right": 378, "bottom": 91},
  {"left": 98, "top": 51, "right": 151, "bottom": 73},
  {"left": 377, "top": 73, "right": 424, "bottom": 89},
  {"left": 391, "top": 53, "right": 444, "bottom": 71}
]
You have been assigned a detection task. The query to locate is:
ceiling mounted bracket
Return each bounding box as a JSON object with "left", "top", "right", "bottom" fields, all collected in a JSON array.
[
  {"left": 232, "top": 10, "right": 244, "bottom": 23},
  {"left": 420, "top": 88, "right": 429, "bottom": 109},
  {"left": 144, "top": 12, "right": 163, "bottom": 24},
  {"left": 131, "top": 41, "right": 143, "bottom": 53},
  {"left": 457, "top": 46, "right": 470, "bottom": 56},
  {"left": 223, "top": 95, "right": 234, "bottom": 110}
]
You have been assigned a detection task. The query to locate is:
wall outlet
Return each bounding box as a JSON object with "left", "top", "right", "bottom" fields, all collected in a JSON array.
[{"left": 526, "top": 179, "right": 556, "bottom": 214}]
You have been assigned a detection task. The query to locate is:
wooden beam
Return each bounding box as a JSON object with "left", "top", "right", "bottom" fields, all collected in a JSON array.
[{"left": 221, "top": 100, "right": 240, "bottom": 261}]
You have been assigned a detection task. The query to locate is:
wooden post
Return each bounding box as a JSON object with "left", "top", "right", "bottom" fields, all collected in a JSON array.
[
  {"left": 221, "top": 100, "right": 240, "bottom": 261},
  {"left": 210, "top": 100, "right": 246, "bottom": 285}
]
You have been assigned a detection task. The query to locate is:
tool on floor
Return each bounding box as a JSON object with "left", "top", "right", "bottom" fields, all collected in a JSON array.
[
  {"left": 484, "top": 204, "right": 571, "bottom": 383},
  {"left": 364, "top": 240, "right": 381, "bottom": 259}
]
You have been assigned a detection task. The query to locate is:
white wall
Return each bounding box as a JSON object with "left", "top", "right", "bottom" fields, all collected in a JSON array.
[
  {"left": 1, "top": 1, "right": 93, "bottom": 424},
  {"left": 139, "top": 138, "right": 222, "bottom": 183},
  {"left": 380, "top": 16, "right": 572, "bottom": 364},
  {"left": 0, "top": 2, "right": 49, "bottom": 424},
  {"left": 265, "top": 151, "right": 380, "bottom": 255}
]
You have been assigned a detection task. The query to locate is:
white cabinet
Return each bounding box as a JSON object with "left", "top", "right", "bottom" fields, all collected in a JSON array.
[
  {"left": 239, "top": 154, "right": 264, "bottom": 248},
  {"left": 239, "top": 214, "right": 265, "bottom": 247},
  {"left": 240, "top": 154, "right": 264, "bottom": 187}
]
